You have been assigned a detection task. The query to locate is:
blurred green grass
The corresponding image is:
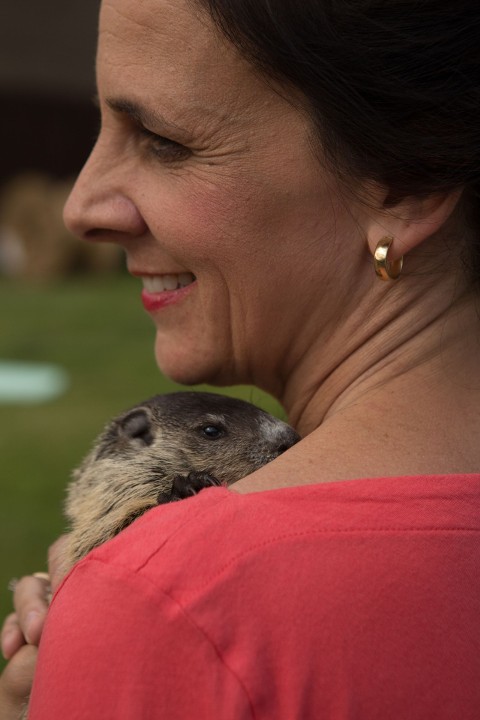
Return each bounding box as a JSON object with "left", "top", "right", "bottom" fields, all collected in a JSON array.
[{"left": 0, "top": 274, "right": 283, "bottom": 666}]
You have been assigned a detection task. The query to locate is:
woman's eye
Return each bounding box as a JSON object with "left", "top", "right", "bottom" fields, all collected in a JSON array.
[
  {"left": 202, "top": 426, "right": 224, "bottom": 439},
  {"left": 139, "top": 127, "right": 191, "bottom": 162}
]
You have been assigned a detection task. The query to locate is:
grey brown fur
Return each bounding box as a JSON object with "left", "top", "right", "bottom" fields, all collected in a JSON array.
[{"left": 62, "top": 391, "right": 299, "bottom": 573}]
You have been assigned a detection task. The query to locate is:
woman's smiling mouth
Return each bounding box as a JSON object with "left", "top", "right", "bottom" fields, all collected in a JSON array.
[
  {"left": 142, "top": 272, "right": 196, "bottom": 293},
  {"left": 140, "top": 272, "right": 197, "bottom": 312}
]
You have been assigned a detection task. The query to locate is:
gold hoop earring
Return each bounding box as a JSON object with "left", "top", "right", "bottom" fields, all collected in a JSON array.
[{"left": 373, "top": 237, "right": 403, "bottom": 281}]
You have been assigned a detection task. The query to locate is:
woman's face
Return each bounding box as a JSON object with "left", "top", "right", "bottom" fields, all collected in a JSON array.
[{"left": 65, "top": 0, "right": 362, "bottom": 394}]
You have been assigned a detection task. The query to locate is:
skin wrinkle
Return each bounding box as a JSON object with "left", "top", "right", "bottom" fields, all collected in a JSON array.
[
  {"left": 104, "top": 94, "right": 258, "bottom": 160},
  {"left": 105, "top": 98, "right": 192, "bottom": 137},
  {"left": 102, "top": 92, "right": 289, "bottom": 174},
  {"left": 284, "top": 244, "right": 474, "bottom": 425}
]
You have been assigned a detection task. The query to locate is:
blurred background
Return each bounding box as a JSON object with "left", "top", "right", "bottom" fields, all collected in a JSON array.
[{"left": 0, "top": 1, "right": 282, "bottom": 666}]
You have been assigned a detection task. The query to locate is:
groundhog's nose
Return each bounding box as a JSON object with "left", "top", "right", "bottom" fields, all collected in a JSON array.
[{"left": 274, "top": 426, "right": 300, "bottom": 456}]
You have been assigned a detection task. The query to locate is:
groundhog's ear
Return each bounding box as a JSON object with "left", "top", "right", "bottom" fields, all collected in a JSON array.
[{"left": 119, "top": 408, "right": 154, "bottom": 447}]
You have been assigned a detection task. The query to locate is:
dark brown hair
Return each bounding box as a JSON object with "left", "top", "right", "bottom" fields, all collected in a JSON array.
[{"left": 194, "top": 0, "right": 480, "bottom": 278}]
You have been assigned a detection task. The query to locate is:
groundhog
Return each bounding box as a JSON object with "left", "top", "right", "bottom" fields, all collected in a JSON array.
[{"left": 62, "top": 391, "right": 300, "bottom": 573}]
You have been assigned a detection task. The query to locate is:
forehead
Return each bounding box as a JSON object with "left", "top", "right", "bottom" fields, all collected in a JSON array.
[
  {"left": 99, "top": 0, "right": 216, "bottom": 73},
  {"left": 98, "top": 0, "right": 275, "bottom": 128}
]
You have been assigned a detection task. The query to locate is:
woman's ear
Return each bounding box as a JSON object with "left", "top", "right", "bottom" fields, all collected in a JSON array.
[{"left": 363, "top": 187, "right": 463, "bottom": 261}]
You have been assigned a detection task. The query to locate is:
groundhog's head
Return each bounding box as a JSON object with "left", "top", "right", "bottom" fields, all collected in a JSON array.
[{"left": 64, "top": 392, "right": 299, "bottom": 568}]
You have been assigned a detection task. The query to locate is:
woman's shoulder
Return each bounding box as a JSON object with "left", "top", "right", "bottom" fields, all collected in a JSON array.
[{"left": 71, "top": 472, "right": 480, "bottom": 600}]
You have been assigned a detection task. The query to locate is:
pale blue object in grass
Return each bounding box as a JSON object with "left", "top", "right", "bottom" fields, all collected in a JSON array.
[{"left": 0, "top": 361, "right": 69, "bottom": 404}]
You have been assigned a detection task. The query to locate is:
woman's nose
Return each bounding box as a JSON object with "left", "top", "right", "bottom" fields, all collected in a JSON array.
[{"left": 63, "top": 142, "right": 147, "bottom": 242}]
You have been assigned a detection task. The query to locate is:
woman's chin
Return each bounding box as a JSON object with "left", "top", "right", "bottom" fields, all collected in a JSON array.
[{"left": 154, "top": 335, "right": 232, "bottom": 387}]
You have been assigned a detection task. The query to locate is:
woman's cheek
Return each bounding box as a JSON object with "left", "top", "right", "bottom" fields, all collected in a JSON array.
[{"left": 166, "top": 167, "right": 269, "bottom": 253}]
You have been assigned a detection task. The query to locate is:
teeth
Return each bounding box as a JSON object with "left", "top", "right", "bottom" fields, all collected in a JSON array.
[
  {"left": 162, "top": 274, "right": 178, "bottom": 290},
  {"left": 142, "top": 273, "right": 195, "bottom": 293}
]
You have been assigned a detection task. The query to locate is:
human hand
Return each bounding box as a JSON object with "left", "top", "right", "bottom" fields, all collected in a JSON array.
[
  {"left": 1, "top": 573, "right": 50, "bottom": 661},
  {"left": 0, "top": 536, "right": 68, "bottom": 717},
  {"left": 0, "top": 645, "right": 37, "bottom": 720}
]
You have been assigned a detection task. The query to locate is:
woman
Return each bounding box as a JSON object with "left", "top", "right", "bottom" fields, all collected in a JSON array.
[{"left": 2, "top": 0, "right": 479, "bottom": 716}]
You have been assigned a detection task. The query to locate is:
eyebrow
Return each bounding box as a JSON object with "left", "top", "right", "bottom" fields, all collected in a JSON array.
[{"left": 104, "top": 96, "right": 190, "bottom": 136}]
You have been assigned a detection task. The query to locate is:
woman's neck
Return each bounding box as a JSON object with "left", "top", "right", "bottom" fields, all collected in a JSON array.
[
  {"left": 282, "top": 272, "right": 480, "bottom": 435},
  {"left": 233, "top": 282, "right": 480, "bottom": 493}
]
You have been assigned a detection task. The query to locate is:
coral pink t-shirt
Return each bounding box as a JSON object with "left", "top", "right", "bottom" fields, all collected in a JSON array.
[{"left": 29, "top": 474, "right": 480, "bottom": 719}]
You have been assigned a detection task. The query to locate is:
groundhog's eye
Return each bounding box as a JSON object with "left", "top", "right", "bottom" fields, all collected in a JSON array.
[{"left": 201, "top": 425, "right": 224, "bottom": 439}]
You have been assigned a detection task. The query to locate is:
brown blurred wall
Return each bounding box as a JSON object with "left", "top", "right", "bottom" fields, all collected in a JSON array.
[{"left": 0, "top": 1, "right": 100, "bottom": 184}]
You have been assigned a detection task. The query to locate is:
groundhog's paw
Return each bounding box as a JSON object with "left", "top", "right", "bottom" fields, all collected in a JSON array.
[{"left": 163, "top": 472, "right": 223, "bottom": 503}]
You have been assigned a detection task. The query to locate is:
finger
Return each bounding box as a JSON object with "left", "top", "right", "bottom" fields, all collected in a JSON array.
[
  {"left": 0, "top": 644, "right": 37, "bottom": 720},
  {"left": 12, "top": 576, "right": 50, "bottom": 647},
  {"left": 48, "top": 534, "right": 70, "bottom": 592},
  {"left": 1, "top": 614, "right": 24, "bottom": 661}
]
